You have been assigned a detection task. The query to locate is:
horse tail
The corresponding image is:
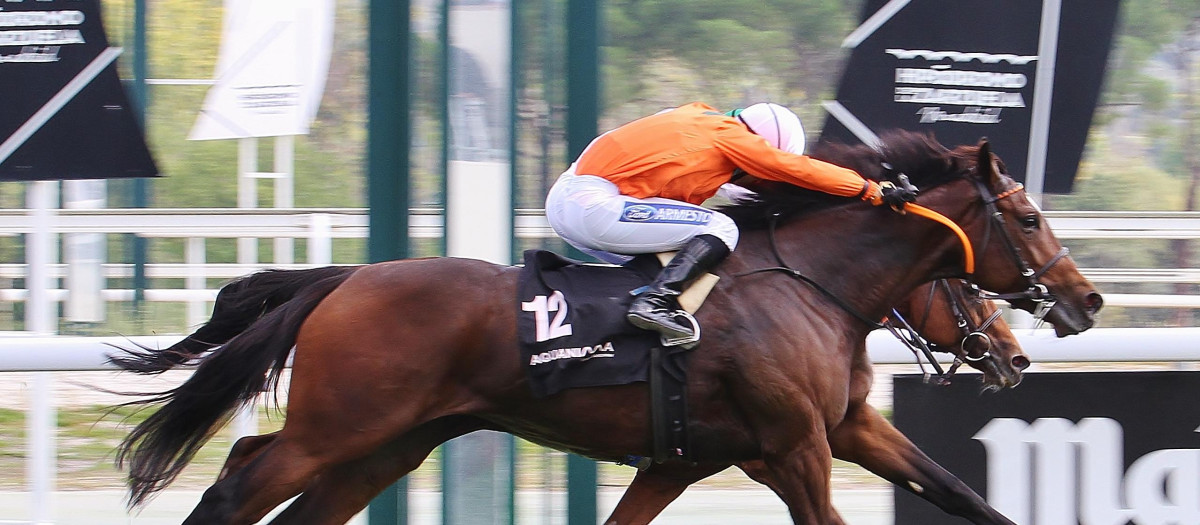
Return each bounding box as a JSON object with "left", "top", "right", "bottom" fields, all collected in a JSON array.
[
  {"left": 115, "top": 269, "right": 351, "bottom": 507},
  {"left": 108, "top": 266, "right": 360, "bottom": 374}
]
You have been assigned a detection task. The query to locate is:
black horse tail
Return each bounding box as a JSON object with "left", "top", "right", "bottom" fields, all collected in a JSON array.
[
  {"left": 115, "top": 269, "right": 352, "bottom": 507},
  {"left": 108, "top": 266, "right": 360, "bottom": 374}
]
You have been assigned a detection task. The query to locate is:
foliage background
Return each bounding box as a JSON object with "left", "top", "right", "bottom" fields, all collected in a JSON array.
[
  {"left": 1, "top": 0, "right": 1199, "bottom": 510},
  {"left": 3, "top": 0, "right": 1200, "bottom": 333}
]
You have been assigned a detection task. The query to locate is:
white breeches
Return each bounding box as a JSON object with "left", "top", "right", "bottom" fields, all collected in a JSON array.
[{"left": 544, "top": 165, "right": 739, "bottom": 264}]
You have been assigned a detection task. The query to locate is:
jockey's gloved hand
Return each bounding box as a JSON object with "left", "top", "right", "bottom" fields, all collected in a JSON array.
[{"left": 874, "top": 180, "right": 918, "bottom": 209}]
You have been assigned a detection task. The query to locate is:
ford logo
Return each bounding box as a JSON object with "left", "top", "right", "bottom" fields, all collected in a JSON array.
[{"left": 622, "top": 204, "right": 656, "bottom": 221}]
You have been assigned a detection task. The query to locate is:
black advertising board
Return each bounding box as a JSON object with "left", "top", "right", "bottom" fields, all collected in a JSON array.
[
  {"left": 820, "top": 0, "right": 1119, "bottom": 194},
  {"left": 0, "top": 0, "right": 158, "bottom": 181},
  {"left": 894, "top": 371, "right": 1200, "bottom": 524}
]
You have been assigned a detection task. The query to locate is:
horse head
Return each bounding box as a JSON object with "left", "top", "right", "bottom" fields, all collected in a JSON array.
[
  {"left": 893, "top": 279, "right": 1028, "bottom": 390},
  {"left": 935, "top": 138, "right": 1103, "bottom": 336},
  {"left": 849, "top": 132, "right": 1101, "bottom": 337},
  {"left": 726, "top": 131, "right": 1101, "bottom": 338}
]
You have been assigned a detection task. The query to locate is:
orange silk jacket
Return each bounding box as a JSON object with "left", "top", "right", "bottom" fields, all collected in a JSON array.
[{"left": 575, "top": 102, "right": 880, "bottom": 205}]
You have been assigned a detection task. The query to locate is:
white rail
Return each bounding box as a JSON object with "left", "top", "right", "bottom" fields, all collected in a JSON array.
[
  {"left": 2, "top": 328, "right": 1199, "bottom": 372},
  {"left": 0, "top": 209, "right": 1196, "bottom": 309}
]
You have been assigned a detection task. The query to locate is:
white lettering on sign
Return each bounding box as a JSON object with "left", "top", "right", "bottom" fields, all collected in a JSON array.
[
  {"left": 896, "top": 68, "right": 1027, "bottom": 89},
  {"left": 975, "top": 417, "right": 1200, "bottom": 524},
  {"left": 0, "top": 10, "right": 85, "bottom": 27},
  {"left": 0, "top": 44, "right": 58, "bottom": 62},
  {"left": 917, "top": 107, "right": 1001, "bottom": 124},
  {"left": 885, "top": 48, "right": 1034, "bottom": 128},
  {"left": 0, "top": 28, "right": 83, "bottom": 47},
  {"left": 894, "top": 87, "right": 1025, "bottom": 108}
]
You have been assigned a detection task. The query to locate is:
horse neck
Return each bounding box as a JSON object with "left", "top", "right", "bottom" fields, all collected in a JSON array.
[{"left": 730, "top": 184, "right": 974, "bottom": 325}]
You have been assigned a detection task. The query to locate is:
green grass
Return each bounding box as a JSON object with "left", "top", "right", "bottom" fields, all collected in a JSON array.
[
  {"left": 0, "top": 405, "right": 886, "bottom": 494},
  {"left": 0, "top": 405, "right": 285, "bottom": 491}
]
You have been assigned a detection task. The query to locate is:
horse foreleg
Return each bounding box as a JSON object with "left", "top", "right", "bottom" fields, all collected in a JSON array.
[
  {"left": 266, "top": 416, "right": 489, "bottom": 525},
  {"left": 827, "top": 403, "right": 1015, "bottom": 525},
  {"left": 602, "top": 462, "right": 728, "bottom": 525}
]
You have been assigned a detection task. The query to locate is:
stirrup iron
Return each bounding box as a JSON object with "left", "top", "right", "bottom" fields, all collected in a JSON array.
[{"left": 660, "top": 311, "right": 700, "bottom": 349}]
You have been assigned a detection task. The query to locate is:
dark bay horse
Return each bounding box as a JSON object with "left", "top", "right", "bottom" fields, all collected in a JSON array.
[
  {"left": 118, "top": 273, "right": 1027, "bottom": 524},
  {"left": 112, "top": 132, "right": 1101, "bottom": 524},
  {"left": 201, "top": 276, "right": 1029, "bottom": 525},
  {"left": 603, "top": 278, "right": 1025, "bottom": 524}
]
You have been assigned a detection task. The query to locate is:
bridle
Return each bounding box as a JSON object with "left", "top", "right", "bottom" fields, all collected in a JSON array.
[
  {"left": 733, "top": 165, "right": 1070, "bottom": 382},
  {"left": 883, "top": 279, "right": 1004, "bottom": 385},
  {"left": 966, "top": 178, "right": 1071, "bottom": 329}
]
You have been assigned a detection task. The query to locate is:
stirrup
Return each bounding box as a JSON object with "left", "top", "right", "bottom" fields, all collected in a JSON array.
[{"left": 660, "top": 311, "right": 700, "bottom": 349}]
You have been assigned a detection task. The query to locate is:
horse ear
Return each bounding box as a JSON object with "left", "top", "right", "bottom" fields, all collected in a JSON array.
[
  {"left": 974, "top": 138, "right": 1003, "bottom": 185},
  {"left": 975, "top": 139, "right": 992, "bottom": 172}
]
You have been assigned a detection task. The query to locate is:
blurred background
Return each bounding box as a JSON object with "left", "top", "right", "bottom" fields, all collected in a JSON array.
[{"left": 1, "top": 0, "right": 1198, "bottom": 523}]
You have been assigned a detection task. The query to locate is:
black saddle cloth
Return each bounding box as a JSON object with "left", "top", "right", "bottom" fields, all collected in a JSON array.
[{"left": 516, "top": 250, "right": 662, "bottom": 398}]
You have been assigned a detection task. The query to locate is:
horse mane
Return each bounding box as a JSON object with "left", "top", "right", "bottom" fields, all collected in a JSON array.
[{"left": 721, "top": 131, "right": 979, "bottom": 229}]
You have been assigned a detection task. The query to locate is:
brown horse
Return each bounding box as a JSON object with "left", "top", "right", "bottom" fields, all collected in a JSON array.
[
  {"left": 112, "top": 132, "right": 1100, "bottom": 524},
  {"left": 121, "top": 272, "right": 1027, "bottom": 523},
  {"left": 198, "top": 276, "right": 1028, "bottom": 524},
  {"left": 602, "top": 278, "right": 1025, "bottom": 525}
]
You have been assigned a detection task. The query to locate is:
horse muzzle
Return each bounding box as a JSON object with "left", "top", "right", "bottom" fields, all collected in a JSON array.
[{"left": 1029, "top": 289, "right": 1103, "bottom": 337}]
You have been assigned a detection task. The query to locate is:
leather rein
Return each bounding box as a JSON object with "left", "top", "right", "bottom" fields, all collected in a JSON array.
[
  {"left": 884, "top": 279, "right": 1004, "bottom": 385},
  {"left": 733, "top": 172, "right": 1068, "bottom": 382}
]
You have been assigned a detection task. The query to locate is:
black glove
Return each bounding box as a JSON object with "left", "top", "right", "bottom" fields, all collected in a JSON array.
[{"left": 879, "top": 178, "right": 918, "bottom": 209}]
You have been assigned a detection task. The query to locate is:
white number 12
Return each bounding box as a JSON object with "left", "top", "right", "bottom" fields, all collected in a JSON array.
[{"left": 522, "top": 290, "right": 574, "bottom": 342}]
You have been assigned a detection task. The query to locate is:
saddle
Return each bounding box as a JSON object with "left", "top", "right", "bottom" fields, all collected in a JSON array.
[{"left": 516, "top": 249, "right": 720, "bottom": 464}]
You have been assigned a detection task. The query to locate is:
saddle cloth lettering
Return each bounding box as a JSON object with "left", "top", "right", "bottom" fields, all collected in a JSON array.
[{"left": 517, "top": 250, "right": 661, "bottom": 398}]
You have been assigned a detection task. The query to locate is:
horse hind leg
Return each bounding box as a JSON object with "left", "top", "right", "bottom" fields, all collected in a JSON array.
[
  {"left": 218, "top": 432, "right": 278, "bottom": 482},
  {"left": 183, "top": 434, "right": 333, "bottom": 525},
  {"left": 266, "top": 416, "right": 489, "bottom": 525},
  {"left": 602, "top": 462, "right": 728, "bottom": 525},
  {"left": 191, "top": 412, "right": 476, "bottom": 523}
]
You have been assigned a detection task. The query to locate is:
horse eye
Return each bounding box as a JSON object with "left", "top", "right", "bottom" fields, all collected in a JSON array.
[{"left": 1021, "top": 214, "right": 1040, "bottom": 229}]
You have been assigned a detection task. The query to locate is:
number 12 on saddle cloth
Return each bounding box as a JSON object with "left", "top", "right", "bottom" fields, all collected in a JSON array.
[{"left": 516, "top": 250, "right": 719, "bottom": 398}]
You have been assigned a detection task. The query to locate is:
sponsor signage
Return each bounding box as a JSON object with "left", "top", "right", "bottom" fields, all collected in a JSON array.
[
  {"left": 820, "top": 0, "right": 1119, "bottom": 194},
  {"left": 189, "top": 0, "right": 335, "bottom": 140},
  {"left": 0, "top": 0, "right": 157, "bottom": 181},
  {"left": 894, "top": 371, "right": 1200, "bottom": 524}
]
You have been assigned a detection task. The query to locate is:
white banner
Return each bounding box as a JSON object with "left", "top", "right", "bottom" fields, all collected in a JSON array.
[{"left": 189, "top": 0, "right": 334, "bottom": 140}]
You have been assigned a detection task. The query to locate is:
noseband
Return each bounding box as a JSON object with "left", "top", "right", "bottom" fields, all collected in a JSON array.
[{"left": 884, "top": 279, "right": 1004, "bottom": 385}]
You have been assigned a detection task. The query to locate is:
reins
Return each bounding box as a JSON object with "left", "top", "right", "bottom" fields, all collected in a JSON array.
[
  {"left": 729, "top": 179, "right": 979, "bottom": 331},
  {"left": 729, "top": 167, "right": 1064, "bottom": 383},
  {"left": 883, "top": 279, "right": 1003, "bottom": 385},
  {"left": 733, "top": 212, "right": 885, "bottom": 329},
  {"left": 884, "top": 306, "right": 954, "bottom": 385},
  {"left": 728, "top": 182, "right": 979, "bottom": 330}
]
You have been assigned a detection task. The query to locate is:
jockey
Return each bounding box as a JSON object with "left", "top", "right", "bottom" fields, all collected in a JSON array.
[{"left": 544, "top": 101, "right": 917, "bottom": 342}]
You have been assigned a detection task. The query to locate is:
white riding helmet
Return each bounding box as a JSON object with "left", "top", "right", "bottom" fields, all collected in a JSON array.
[{"left": 736, "top": 102, "right": 806, "bottom": 155}]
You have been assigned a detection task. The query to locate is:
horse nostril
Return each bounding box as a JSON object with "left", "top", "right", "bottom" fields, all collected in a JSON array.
[
  {"left": 1086, "top": 292, "right": 1104, "bottom": 313},
  {"left": 1011, "top": 355, "right": 1030, "bottom": 371}
]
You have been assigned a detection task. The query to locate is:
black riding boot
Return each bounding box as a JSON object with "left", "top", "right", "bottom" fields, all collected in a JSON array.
[{"left": 627, "top": 234, "right": 730, "bottom": 341}]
